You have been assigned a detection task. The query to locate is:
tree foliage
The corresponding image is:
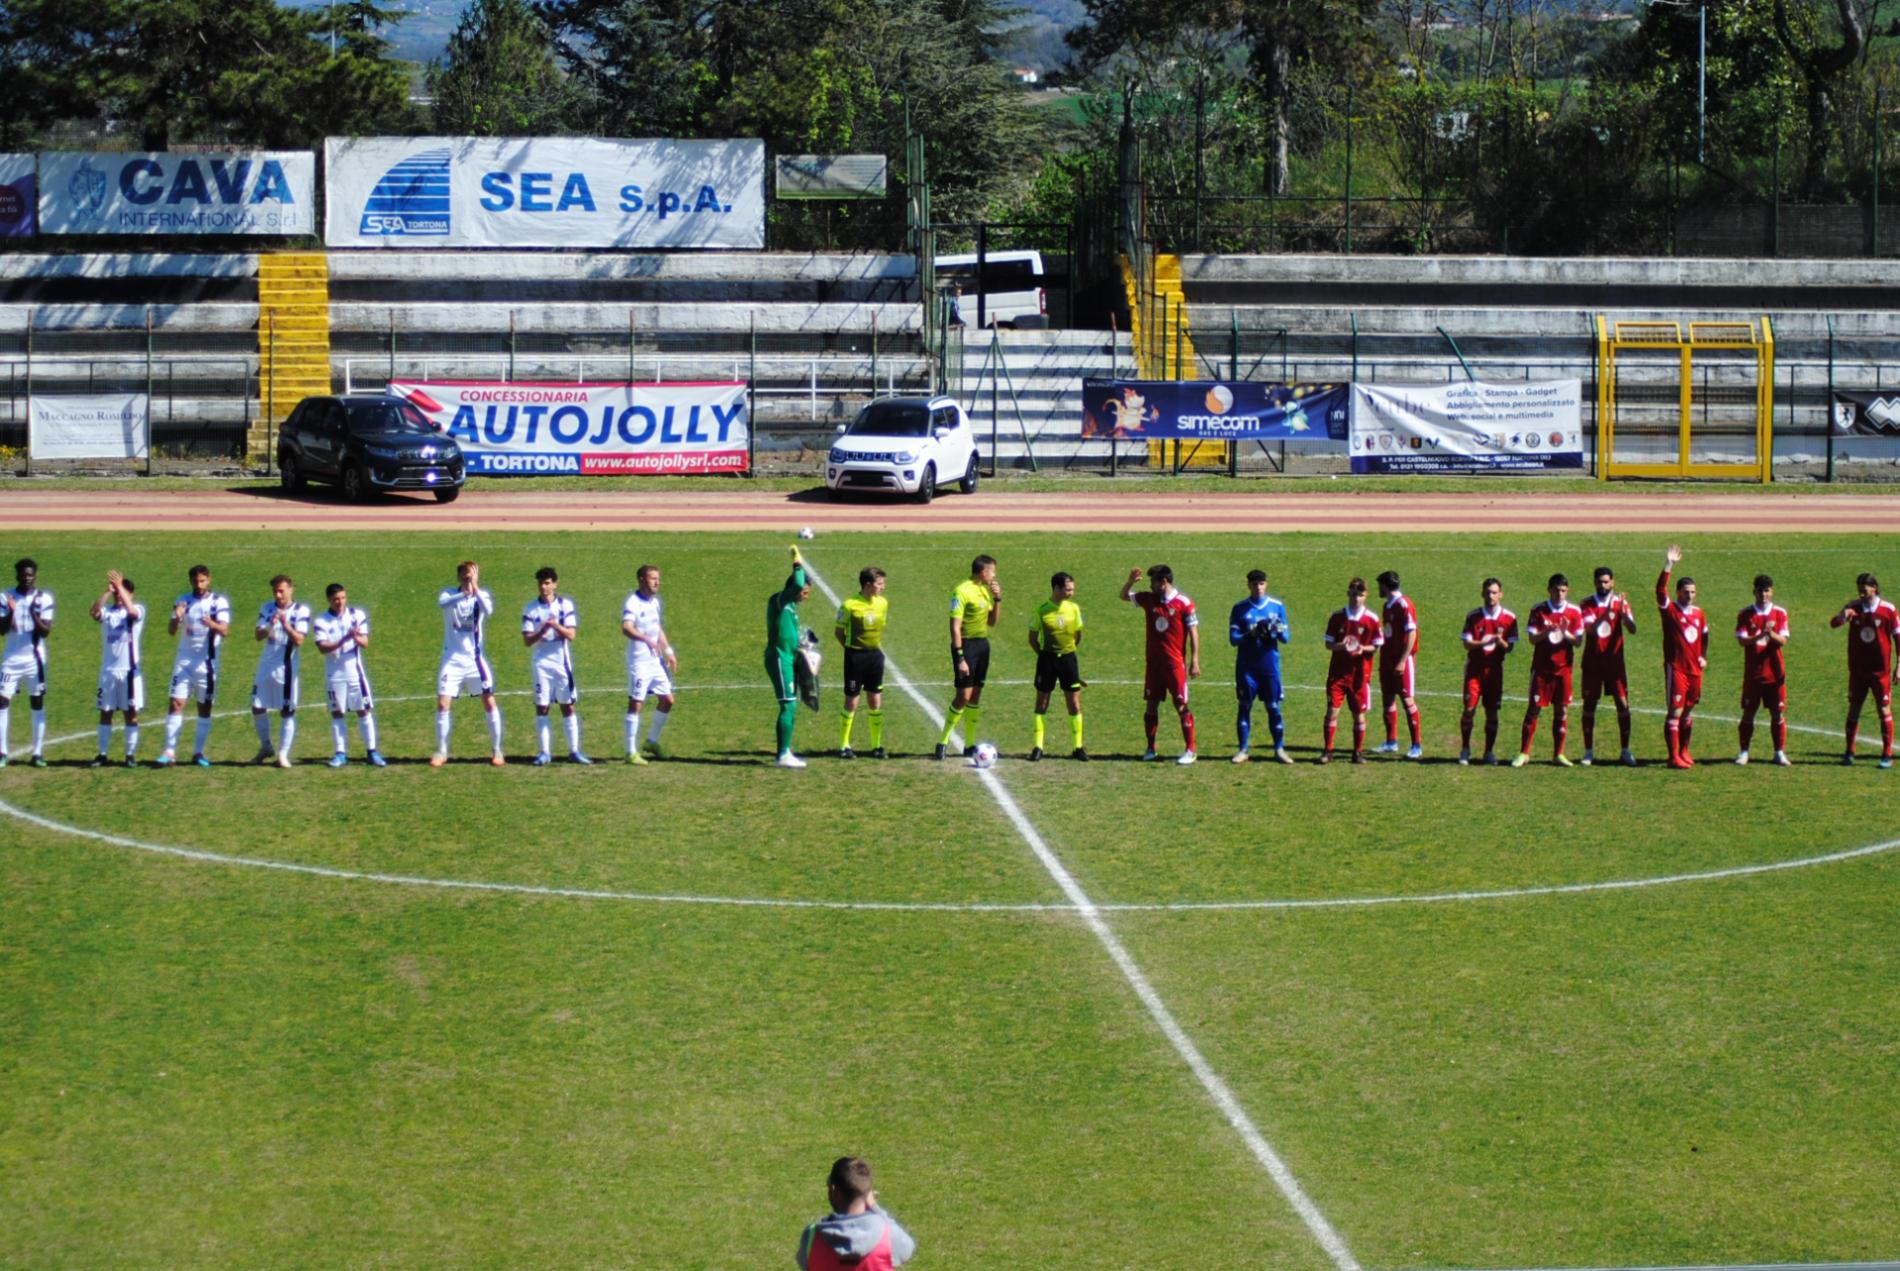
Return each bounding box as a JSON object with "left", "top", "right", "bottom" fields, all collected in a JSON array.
[{"left": 429, "top": 0, "right": 578, "bottom": 135}]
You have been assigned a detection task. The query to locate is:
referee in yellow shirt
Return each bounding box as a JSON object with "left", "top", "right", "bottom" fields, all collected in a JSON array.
[
  {"left": 936, "top": 554, "right": 1000, "bottom": 759},
  {"left": 834, "top": 566, "right": 889, "bottom": 758},
  {"left": 1029, "top": 571, "right": 1087, "bottom": 761}
]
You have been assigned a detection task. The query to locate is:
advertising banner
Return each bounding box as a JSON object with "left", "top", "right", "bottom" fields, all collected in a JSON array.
[
  {"left": 1829, "top": 390, "right": 1900, "bottom": 435},
  {"left": 388, "top": 380, "right": 748, "bottom": 475},
  {"left": 29, "top": 393, "right": 149, "bottom": 459},
  {"left": 1350, "top": 380, "right": 1583, "bottom": 474},
  {"left": 326, "top": 137, "right": 766, "bottom": 249},
  {"left": 0, "top": 154, "right": 35, "bottom": 237},
  {"left": 38, "top": 151, "right": 315, "bottom": 235},
  {"left": 1081, "top": 379, "right": 1349, "bottom": 441}
]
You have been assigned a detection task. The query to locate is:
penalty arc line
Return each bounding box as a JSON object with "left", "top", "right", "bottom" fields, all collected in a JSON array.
[{"left": 797, "top": 553, "right": 1364, "bottom": 1271}]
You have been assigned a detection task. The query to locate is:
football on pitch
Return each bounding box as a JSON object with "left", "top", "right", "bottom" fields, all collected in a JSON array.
[
  {"left": 972, "top": 742, "right": 998, "bottom": 768},
  {"left": 798, "top": 527, "right": 815, "bottom": 540}
]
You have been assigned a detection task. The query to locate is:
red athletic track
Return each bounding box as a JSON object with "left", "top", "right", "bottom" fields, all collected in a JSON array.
[{"left": 1, "top": 488, "right": 1895, "bottom": 533}]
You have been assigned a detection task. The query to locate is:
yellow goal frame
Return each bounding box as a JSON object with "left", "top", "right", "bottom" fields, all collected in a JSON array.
[{"left": 1595, "top": 315, "right": 1775, "bottom": 483}]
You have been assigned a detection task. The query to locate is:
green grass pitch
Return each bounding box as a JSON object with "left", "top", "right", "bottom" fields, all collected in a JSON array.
[{"left": 3, "top": 530, "right": 1898, "bottom": 1268}]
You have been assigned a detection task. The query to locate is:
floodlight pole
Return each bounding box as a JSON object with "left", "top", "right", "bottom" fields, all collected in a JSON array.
[{"left": 1698, "top": 4, "right": 1706, "bottom": 165}]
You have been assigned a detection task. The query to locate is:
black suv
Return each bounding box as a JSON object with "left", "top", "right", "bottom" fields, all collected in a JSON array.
[{"left": 278, "top": 394, "right": 465, "bottom": 502}]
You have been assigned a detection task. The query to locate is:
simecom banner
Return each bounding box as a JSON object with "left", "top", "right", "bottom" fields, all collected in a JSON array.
[
  {"left": 38, "top": 152, "right": 314, "bottom": 235},
  {"left": 1350, "top": 380, "right": 1583, "bottom": 474},
  {"left": 326, "top": 137, "right": 766, "bottom": 249},
  {"left": 388, "top": 380, "right": 749, "bottom": 475}
]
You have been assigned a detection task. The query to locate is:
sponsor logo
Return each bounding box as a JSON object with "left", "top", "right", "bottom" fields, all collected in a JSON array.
[
  {"left": 1205, "top": 384, "right": 1233, "bottom": 414},
  {"left": 1548, "top": 431, "right": 1563, "bottom": 446},
  {"left": 67, "top": 160, "right": 107, "bottom": 217},
  {"left": 360, "top": 148, "right": 453, "bottom": 237}
]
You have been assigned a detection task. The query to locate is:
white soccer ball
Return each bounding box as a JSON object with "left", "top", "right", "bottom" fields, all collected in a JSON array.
[
  {"left": 798, "top": 527, "right": 815, "bottom": 540},
  {"left": 972, "top": 742, "right": 999, "bottom": 769}
]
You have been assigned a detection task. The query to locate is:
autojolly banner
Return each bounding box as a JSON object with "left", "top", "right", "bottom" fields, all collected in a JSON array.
[
  {"left": 1081, "top": 379, "right": 1349, "bottom": 441},
  {"left": 388, "top": 380, "right": 748, "bottom": 475},
  {"left": 38, "top": 151, "right": 314, "bottom": 235},
  {"left": 325, "top": 137, "right": 766, "bottom": 249},
  {"left": 1350, "top": 380, "right": 1583, "bottom": 474},
  {"left": 0, "top": 154, "right": 35, "bottom": 236},
  {"left": 1829, "top": 390, "right": 1900, "bottom": 435},
  {"left": 30, "top": 393, "right": 149, "bottom": 460}
]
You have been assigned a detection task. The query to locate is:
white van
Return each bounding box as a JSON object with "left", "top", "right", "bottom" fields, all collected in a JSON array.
[{"left": 934, "top": 250, "right": 1047, "bottom": 329}]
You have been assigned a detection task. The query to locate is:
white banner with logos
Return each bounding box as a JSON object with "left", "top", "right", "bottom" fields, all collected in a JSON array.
[
  {"left": 30, "top": 393, "right": 150, "bottom": 459},
  {"left": 326, "top": 137, "right": 766, "bottom": 249},
  {"left": 388, "top": 380, "right": 748, "bottom": 475},
  {"left": 38, "top": 151, "right": 315, "bottom": 235},
  {"left": 1350, "top": 380, "right": 1584, "bottom": 474}
]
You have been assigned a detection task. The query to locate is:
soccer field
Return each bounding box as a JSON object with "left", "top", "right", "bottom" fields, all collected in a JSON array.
[{"left": 3, "top": 529, "right": 1898, "bottom": 1268}]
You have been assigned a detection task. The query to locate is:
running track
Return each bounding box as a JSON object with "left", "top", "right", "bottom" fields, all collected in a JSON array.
[{"left": 1, "top": 487, "right": 1894, "bottom": 533}]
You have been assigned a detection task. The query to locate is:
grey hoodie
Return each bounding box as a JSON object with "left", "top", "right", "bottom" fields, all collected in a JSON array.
[{"left": 794, "top": 1208, "right": 916, "bottom": 1269}]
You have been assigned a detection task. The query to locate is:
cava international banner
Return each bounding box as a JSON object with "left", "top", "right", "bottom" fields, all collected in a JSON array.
[
  {"left": 326, "top": 137, "right": 766, "bottom": 248},
  {"left": 30, "top": 393, "right": 149, "bottom": 459},
  {"left": 1350, "top": 380, "right": 1583, "bottom": 474},
  {"left": 38, "top": 151, "right": 314, "bottom": 235},
  {"left": 1830, "top": 390, "right": 1900, "bottom": 435},
  {"left": 0, "top": 154, "right": 35, "bottom": 237},
  {"left": 1081, "top": 379, "right": 1349, "bottom": 441},
  {"left": 388, "top": 380, "right": 748, "bottom": 476}
]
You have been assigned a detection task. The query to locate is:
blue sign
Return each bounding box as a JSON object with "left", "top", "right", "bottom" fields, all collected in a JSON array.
[
  {"left": 38, "top": 151, "right": 315, "bottom": 235},
  {"left": 1082, "top": 379, "right": 1349, "bottom": 442}
]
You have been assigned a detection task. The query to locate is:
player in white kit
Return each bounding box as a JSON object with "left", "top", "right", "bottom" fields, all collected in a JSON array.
[
  {"left": 313, "top": 583, "right": 386, "bottom": 768},
  {"left": 0, "top": 557, "right": 55, "bottom": 767},
  {"left": 522, "top": 566, "right": 591, "bottom": 766},
  {"left": 251, "top": 574, "right": 311, "bottom": 768},
  {"left": 432, "top": 560, "right": 505, "bottom": 767},
  {"left": 89, "top": 571, "right": 146, "bottom": 766},
  {"left": 621, "top": 564, "right": 678, "bottom": 764},
  {"left": 157, "top": 564, "right": 232, "bottom": 767}
]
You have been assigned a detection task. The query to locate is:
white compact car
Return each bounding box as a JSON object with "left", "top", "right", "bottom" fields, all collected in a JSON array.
[{"left": 826, "top": 395, "right": 980, "bottom": 503}]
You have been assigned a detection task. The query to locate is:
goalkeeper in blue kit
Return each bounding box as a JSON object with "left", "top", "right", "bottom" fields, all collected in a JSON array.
[
  {"left": 767, "top": 546, "right": 812, "bottom": 768},
  {"left": 1230, "top": 569, "right": 1293, "bottom": 763}
]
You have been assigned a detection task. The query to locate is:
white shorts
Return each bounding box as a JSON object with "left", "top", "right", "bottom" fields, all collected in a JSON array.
[
  {"left": 0, "top": 650, "right": 47, "bottom": 700},
  {"left": 97, "top": 668, "right": 145, "bottom": 713},
  {"left": 326, "top": 665, "right": 374, "bottom": 714},
  {"left": 533, "top": 657, "right": 578, "bottom": 707},
  {"left": 626, "top": 662, "right": 673, "bottom": 703},
  {"left": 438, "top": 652, "right": 495, "bottom": 699},
  {"left": 253, "top": 662, "right": 301, "bottom": 712},
  {"left": 169, "top": 656, "right": 220, "bottom": 706}
]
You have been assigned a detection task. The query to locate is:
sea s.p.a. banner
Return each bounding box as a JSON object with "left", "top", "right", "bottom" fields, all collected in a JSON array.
[
  {"left": 1350, "top": 380, "right": 1583, "bottom": 474},
  {"left": 325, "top": 137, "right": 765, "bottom": 248},
  {"left": 388, "top": 380, "right": 748, "bottom": 475},
  {"left": 1080, "top": 379, "right": 1349, "bottom": 440}
]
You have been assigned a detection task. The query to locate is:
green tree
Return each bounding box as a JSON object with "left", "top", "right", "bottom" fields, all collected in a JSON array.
[{"left": 429, "top": 0, "right": 578, "bottom": 135}]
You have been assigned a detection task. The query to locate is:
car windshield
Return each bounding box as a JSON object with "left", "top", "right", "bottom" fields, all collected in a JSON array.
[
  {"left": 345, "top": 399, "right": 437, "bottom": 436},
  {"left": 847, "top": 401, "right": 931, "bottom": 439}
]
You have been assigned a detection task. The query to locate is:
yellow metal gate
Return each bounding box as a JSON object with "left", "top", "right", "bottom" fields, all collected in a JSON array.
[{"left": 1596, "top": 316, "right": 1774, "bottom": 482}]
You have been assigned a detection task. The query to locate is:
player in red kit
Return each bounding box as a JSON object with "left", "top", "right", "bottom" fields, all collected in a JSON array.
[
  {"left": 1733, "top": 573, "right": 1791, "bottom": 767},
  {"left": 1375, "top": 569, "right": 1423, "bottom": 759},
  {"left": 1321, "top": 577, "right": 1383, "bottom": 764},
  {"left": 1829, "top": 571, "right": 1898, "bottom": 767},
  {"left": 1121, "top": 564, "right": 1201, "bottom": 764},
  {"left": 1513, "top": 573, "right": 1586, "bottom": 767},
  {"left": 1578, "top": 565, "right": 1638, "bottom": 767},
  {"left": 1657, "top": 544, "right": 1711, "bottom": 768},
  {"left": 1459, "top": 577, "right": 1518, "bottom": 765}
]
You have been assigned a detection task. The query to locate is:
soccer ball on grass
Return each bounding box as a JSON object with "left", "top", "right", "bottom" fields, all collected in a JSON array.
[{"left": 971, "top": 742, "right": 998, "bottom": 769}]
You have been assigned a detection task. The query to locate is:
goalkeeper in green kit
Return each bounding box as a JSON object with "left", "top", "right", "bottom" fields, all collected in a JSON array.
[{"left": 767, "top": 545, "right": 813, "bottom": 768}]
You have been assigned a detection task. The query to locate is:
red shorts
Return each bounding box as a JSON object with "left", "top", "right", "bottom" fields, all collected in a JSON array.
[
  {"left": 1741, "top": 678, "right": 1786, "bottom": 713},
  {"left": 1582, "top": 656, "right": 1628, "bottom": 704},
  {"left": 1664, "top": 666, "right": 1703, "bottom": 711},
  {"left": 1848, "top": 670, "right": 1893, "bottom": 710},
  {"left": 1379, "top": 655, "right": 1415, "bottom": 700},
  {"left": 1327, "top": 662, "right": 1373, "bottom": 712},
  {"left": 1463, "top": 664, "right": 1503, "bottom": 710},
  {"left": 1145, "top": 660, "right": 1189, "bottom": 704},
  {"left": 1528, "top": 665, "right": 1573, "bottom": 708}
]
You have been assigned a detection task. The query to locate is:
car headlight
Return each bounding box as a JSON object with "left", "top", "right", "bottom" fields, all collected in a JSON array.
[
  {"left": 828, "top": 448, "right": 847, "bottom": 464},
  {"left": 892, "top": 450, "right": 916, "bottom": 465}
]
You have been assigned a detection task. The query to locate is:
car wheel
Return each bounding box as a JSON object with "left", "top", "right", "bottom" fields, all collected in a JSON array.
[
  {"left": 958, "top": 454, "right": 979, "bottom": 495},
  {"left": 433, "top": 486, "right": 460, "bottom": 503},
  {"left": 340, "top": 462, "right": 370, "bottom": 503},
  {"left": 279, "top": 455, "right": 305, "bottom": 493},
  {"left": 913, "top": 463, "right": 936, "bottom": 505}
]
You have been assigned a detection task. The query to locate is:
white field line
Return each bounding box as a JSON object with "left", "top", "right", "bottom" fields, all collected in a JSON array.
[{"left": 799, "top": 555, "right": 1363, "bottom": 1271}]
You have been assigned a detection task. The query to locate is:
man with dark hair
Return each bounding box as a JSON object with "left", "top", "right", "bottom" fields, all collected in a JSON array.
[
  {"left": 1229, "top": 568, "right": 1291, "bottom": 764},
  {"left": 795, "top": 1156, "right": 916, "bottom": 1270},
  {"left": 1121, "top": 563, "right": 1200, "bottom": 764},
  {"left": 1513, "top": 572, "right": 1585, "bottom": 767},
  {"left": 1831, "top": 570, "right": 1898, "bottom": 767},
  {"left": 768, "top": 545, "right": 813, "bottom": 768},
  {"left": 1321, "top": 576, "right": 1382, "bottom": 764},
  {"left": 1028, "top": 570, "right": 1085, "bottom": 761},
  {"left": 89, "top": 571, "right": 145, "bottom": 767},
  {"left": 1578, "top": 565, "right": 1638, "bottom": 767},
  {"left": 433, "top": 561, "right": 503, "bottom": 767},
  {"left": 314, "top": 582, "right": 385, "bottom": 768},
  {"left": 1657, "top": 544, "right": 1710, "bottom": 769},
  {"left": 0, "top": 557, "right": 55, "bottom": 767},
  {"left": 1376, "top": 569, "right": 1423, "bottom": 759},
  {"left": 524, "top": 566, "right": 590, "bottom": 766},
  {"left": 157, "top": 564, "right": 231, "bottom": 768},
  {"left": 252, "top": 573, "right": 311, "bottom": 768},
  {"left": 835, "top": 566, "right": 889, "bottom": 759},
  {"left": 1459, "top": 577, "right": 1518, "bottom": 765},
  {"left": 1733, "top": 573, "right": 1791, "bottom": 767},
  {"left": 621, "top": 563, "right": 676, "bottom": 763},
  {"left": 936, "top": 554, "right": 1000, "bottom": 760}
]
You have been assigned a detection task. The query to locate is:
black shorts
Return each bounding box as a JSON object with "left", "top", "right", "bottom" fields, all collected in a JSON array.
[
  {"left": 953, "top": 638, "right": 991, "bottom": 690},
  {"left": 1035, "top": 650, "right": 1083, "bottom": 694},
  {"left": 843, "top": 647, "right": 886, "bottom": 696}
]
